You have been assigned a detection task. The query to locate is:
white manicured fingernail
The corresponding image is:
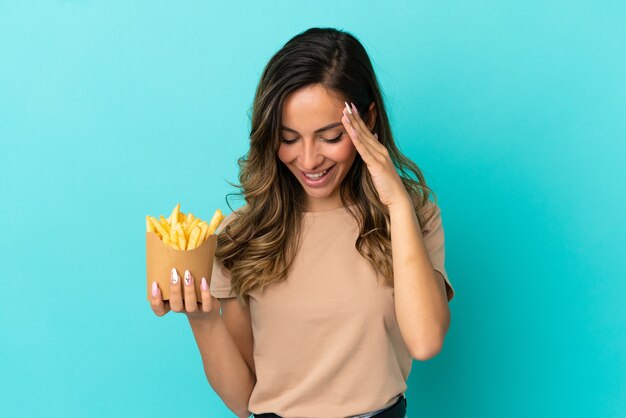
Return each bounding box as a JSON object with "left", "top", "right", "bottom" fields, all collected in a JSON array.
[
  {"left": 152, "top": 281, "right": 158, "bottom": 297},
  {"left": 201, "top": 277, "right": 208, "bottom": 291},
  {"left": 184, "top": 270, "right": 192, "bottom": 285},
  {"left": 171, "top": 268, "right": 179, "bottom": 284},
  {"left": 344, "top": 101, "right": 352, "bottom": 115}
]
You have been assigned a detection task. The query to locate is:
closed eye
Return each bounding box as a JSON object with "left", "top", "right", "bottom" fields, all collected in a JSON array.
[{"left": 280, "top": 132, "right": 344, "bottom": 145}]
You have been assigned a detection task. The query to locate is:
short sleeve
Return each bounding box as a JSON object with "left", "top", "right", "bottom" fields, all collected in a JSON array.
[
  {"left": 209, "top": 211, "right": 239, "bottom": 299},
  {"left": 419, "top": 201, "right": 455, "bottom": 302}
]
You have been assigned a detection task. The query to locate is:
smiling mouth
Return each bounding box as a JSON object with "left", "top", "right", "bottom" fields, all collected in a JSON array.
[{"left": 301, "top": 165, "right": 335, "bottom": 179}]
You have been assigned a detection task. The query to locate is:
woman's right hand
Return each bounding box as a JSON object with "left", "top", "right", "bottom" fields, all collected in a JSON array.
[{"left": 149, "top": 268, "right": 220, "bottom": 321}]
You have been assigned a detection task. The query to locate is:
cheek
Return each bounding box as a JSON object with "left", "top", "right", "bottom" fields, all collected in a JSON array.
[
  {"left": 277, "top": 141, "right": 356, "bottom": 164},
  {"left": 332, "top": 141, "right": 357, "bottom": 163},
  {"left": 277, "top": 145, "right": 294, "bottom": 164}
]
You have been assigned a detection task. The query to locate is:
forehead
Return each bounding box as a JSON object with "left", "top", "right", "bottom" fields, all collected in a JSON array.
[{"left": 281, "top": 84, "right": 344, "bottom": 130}]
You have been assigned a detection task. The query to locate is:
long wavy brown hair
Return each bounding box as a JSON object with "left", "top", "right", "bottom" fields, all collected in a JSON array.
[{"left": 215, "top": 27, "right": 438, "bottom": 306}]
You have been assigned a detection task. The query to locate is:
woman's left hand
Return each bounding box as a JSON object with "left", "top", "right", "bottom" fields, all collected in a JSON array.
[{"left": 342, "top": 101, "right": 410, "bottom": 208}]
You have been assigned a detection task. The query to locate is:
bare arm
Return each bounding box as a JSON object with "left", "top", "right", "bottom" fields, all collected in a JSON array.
[
  {"left": 151, "top": 266, "right": 255, "bottom": 417},
  {"left": 390, "top": 197, "right": 451, "bottom": 360},
  {"left": 188, "top": 312, "right": 256, "bottom": 418}
]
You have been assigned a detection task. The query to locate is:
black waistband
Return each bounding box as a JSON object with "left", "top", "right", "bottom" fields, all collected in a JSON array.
[{"left": 253, "top": 394, "right": 407, "bottom": 418}]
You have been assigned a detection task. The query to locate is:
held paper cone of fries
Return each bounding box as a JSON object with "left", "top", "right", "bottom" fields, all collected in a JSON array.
[{"left": 146, "top": 203, "right": 225, "bottom": 302}]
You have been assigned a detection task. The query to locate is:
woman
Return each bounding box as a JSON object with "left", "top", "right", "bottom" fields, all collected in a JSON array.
[{"left": 150, "top": 27, "right": 455, "bottom": 418}]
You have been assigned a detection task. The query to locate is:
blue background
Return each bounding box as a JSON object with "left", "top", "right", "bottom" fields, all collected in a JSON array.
[{"left": 1, "top": 1, "right": 624, "bottom": 417}]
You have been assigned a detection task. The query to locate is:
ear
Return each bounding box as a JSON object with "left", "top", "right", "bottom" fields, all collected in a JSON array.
[{"left": 366, "top": 101, "right": 377, "bottom": 132}]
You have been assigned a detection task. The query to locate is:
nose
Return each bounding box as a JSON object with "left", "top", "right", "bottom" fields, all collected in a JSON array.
[{"left": 300, "top": 138, "right": 324, "bottom": 170}]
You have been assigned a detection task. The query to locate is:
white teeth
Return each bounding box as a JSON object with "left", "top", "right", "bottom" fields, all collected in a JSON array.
[{"left": 304, "top": 168, "right": 329, "bottom": 179}]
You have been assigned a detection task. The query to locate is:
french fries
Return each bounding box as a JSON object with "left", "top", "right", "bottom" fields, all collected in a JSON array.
[{"left": 146, "top": 203, "right": 225, "bottom": 250}]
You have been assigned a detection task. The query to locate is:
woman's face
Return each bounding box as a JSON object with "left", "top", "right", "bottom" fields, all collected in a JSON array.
[{"left": 277, "top": 84, "right": 358, "bottom": 212}]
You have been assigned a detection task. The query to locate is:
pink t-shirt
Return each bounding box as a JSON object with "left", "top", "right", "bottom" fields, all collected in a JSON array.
[{"left": 210, "top": 201, "right": 454, "bottom": 418}]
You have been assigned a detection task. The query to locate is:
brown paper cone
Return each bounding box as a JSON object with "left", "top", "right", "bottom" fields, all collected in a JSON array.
[{"left": 146, "top": 231, "right": 217, "bottom": 302}]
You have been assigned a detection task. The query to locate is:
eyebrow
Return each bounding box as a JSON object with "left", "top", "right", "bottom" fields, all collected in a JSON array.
[{"left": 281, "top": 121, "right": 343, "bottom": 134}]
